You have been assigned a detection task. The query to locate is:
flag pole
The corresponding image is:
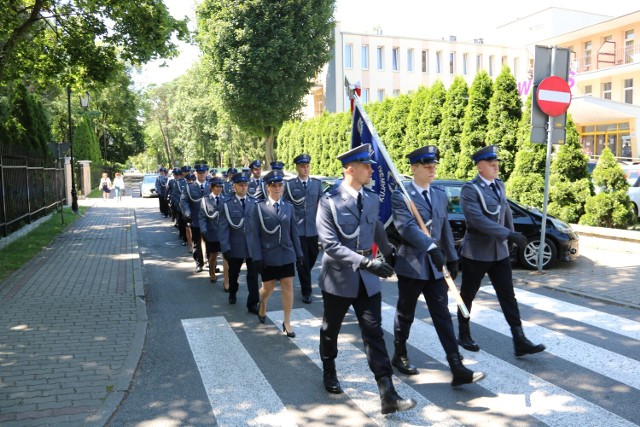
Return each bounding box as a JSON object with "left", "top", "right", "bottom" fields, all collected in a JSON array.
[{"left": 345, "top": 77, "right": 470, "bottom": 318}]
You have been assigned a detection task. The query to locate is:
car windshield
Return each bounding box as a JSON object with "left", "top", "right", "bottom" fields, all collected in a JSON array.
[{"left": 143, "top": 175, "right": 157, "bottom": 184}]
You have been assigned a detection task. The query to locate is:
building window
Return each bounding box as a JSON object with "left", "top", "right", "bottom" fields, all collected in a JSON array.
[
  {"left": 407, "top": 48, "right": 414, "bottom": 72},
  {"left": 602, "top": 81, "right": 612, "bottom": 100},
  {"left": 377, "top": 89, "right": 385, "bottom": 102},
  {"left": 489, "top": 55, "right": 495, "bottom": 76},
  {"left": 449, "top": 51, "right": 455, "bottom": 74},
  {"left": 476, "top": 54, "right": 483, "bottom": 72},
  {"left": 422, "top": 50, "right": 429, "bottom": 73},
  {"left": 624, "top": 79, "right": 633, "bottom": 104},
  {"left": 393, "top": 89, "right": 401, "bottom": 97},
  {"left": 513, "top": 57, "right": 519, "bottom": 77},
  {"left": 584, "top": 85, "right": 592, "bottom": 96},
  {"left": 392, "top": 47, "right": 400, "bottom": 71},
  {"left": 462, "top": 53, "right": 469, "bottom": 75},
  {"left": 377, "top": 46, "right": 384, "bottom": 70},
  {"left": 436, "top": 51, "right": 442, "bottom": 73},
  {"left": 362, "top": 88, "right": 369, "bottom": 103},
  {"left": 361, "top": 45, "right": 369, "bottom": 69},
  {"left": 625, "top": 30, "right": 634, "bottom": 64},
  {"left": 584, "top": 40, "right": 592, "bottom": 70},
  {"left": 344, "top": 44, "right": 353, "bottom": 69}
]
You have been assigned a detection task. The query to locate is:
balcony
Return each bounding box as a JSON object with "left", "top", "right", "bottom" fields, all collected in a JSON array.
[{"left": 572, "top": 43, "right": 640, "bottom": 73}]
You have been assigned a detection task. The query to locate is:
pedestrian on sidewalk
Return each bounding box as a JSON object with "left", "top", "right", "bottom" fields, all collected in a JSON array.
[
  {"left": 113, "top": 172, "right": 125, "bottom": 202},
  {"left": 100, "top": 172, "right": 112, "bottom": 201},
  {"left": 251, "top": 170, "right": 303, "bottom": 336}
]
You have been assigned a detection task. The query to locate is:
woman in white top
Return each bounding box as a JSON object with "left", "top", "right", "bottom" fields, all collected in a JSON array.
[
  {"left": 113, "top": 172, "right": 125, "bottom": 201},
  {"left": 100, "top": 172, "right": 112, "bottom": 201}
]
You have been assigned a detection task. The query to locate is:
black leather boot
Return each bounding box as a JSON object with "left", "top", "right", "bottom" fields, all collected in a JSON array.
[
  {"left": 376, "top": 376, "right": 417, "bottom": 415},
  {"left": 511, "top": 326, "right": 546, "bottom": 357},
  {"left": 457, "top": 320, "right": 480, "bottom": 352},
  {"left": 446, "top": 352, "right": 485, "bottom": 387},
  {"left": 322, "top": 360, "right": 343, "bottom": 394},
  {"left": 391, "top": 341, "right": 418, "bottom": 375}
]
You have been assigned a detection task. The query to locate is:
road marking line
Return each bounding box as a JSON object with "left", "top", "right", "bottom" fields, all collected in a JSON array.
[{"left": 182, "top": 316, "right": 298, "bottom": 427}]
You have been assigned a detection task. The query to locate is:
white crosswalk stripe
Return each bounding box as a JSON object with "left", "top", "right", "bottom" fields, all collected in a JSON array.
[{"left": 181, "top": 288, "right": 640, "bottom": 426}]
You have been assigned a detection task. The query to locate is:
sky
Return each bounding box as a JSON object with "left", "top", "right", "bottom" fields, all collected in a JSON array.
[{"left": 131, "top": 0, "right": 638, "bottom": 88}]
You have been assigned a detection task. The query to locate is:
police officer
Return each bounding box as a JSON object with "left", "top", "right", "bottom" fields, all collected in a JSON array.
[
  {"left": 169, "top": 167, "right": 189, "bottom": 245},
  {"left": 200, "top": 178, "right": 225, "bottom": 284},
  {"left": 180, "top": 164, "right": 211, "bottom": 273},
  {"left": 283, "top": 153, "right": 322, "bottom": 304},
  {"left": 316, "top": 143, "right": 415, "bottom": 415},
  {"left": 458, "top": 145, "right": 546, "bottom": 357},
  {"left": 223, "top": 167, "right": 237, "bottom": 197},
  {"left": 155, "top": 167, "right": 169, "bottom": 217},
  {"left": 218, "top": 171, "right": 260, "bottom": 315},
  {"left": 251, "top": 170, "right": 303, "bottom": 334},
  {"left": 391, "top": 146, "right": 485, "bottom": 386},
  {"left": 254, "top": 161, "right": 284, "bottom": 201},
  {"left": 247, "top": 160, "right": 263, "bottom": 197}
]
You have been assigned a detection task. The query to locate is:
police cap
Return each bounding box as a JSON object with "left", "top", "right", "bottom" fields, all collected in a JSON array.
[
  {"left": 337, "top": 144, "right": 376, "bottom": 166},
  {"left": 264, "top": 170, "right": 285, "bottom": 184},
  {"left": 249, "top": 159, "right": 262, "bottom": 169},
  {"left": 406, "top": 145, "right": 439, "bottom": 164},
  {"left": 232, "top": 171, "right": 249, "bottom": 183},
  {"left": 194, "top": 164, "right": 209, "bottom": 172},
  {"left": 471, "top": 145, "right": 500, "bottom": 164},
  {"left": 270, "top": 161, "right": 285, "bottom": 170},
  {"left": 293, "top": 153, "right": 311, "bottom": 164}
]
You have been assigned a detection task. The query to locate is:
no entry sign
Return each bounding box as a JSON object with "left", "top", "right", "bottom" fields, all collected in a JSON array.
[{"left": 537, "top": 76, "right": 572, "bottom": 117}]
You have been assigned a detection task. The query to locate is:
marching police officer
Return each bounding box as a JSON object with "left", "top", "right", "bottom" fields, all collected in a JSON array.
[
  {"left": 283, "top": 153, "right": 322, "bottom": 304},
  {"left": 155, "top": 167, "right": 169, "bottom": 217},
  {"left": 180, "top": 164, "right": 211, "bottom": 273},
  {"left": 316, "top": 143, "right": 415, "bottom": 415},
  {"left": 248, "top": 160, "right": 263, "bottom": 197},
  {"left": 168, "top": 167, "right": 189, "bottom": 245},
  {"left": 254, "top": 161, "right": 284, "bottom": 201},
  {"left": 218, "top": 171, "right": 260, "bottom": 315},
  {"left": 200, "top": 178, "right": 225, "bottom": 284},
  {"left": 458, "top": 145, "right": 546, "bottom": 357},
  {"left": 223, "top": 167, "right": 237, "bottom": 197},
  {"left": 391, "top": 145, "right": 485, "bottom": 386}
]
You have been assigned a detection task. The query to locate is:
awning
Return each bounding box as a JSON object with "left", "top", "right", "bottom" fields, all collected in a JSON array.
[{"left": 569, "top": 96, "right": 640, "bottom": 123}]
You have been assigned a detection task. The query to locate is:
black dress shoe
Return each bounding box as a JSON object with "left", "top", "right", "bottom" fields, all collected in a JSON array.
[
  {"left": 282, "top": 322, "right": 295, "bottom": 338},
  {"left": 209, "top": 276, "right": 217, "bottom": 283},
  {"left": 195, "top": 265, "right": 203, "bottom": 273},
  {"left": 215, "top": 267, "right": 221, "bottom": 273},
  {"left": 247, "top": 304, "right": 259, "bottom": 315},
  {"left": 301, "top": 295, "right": 312, "bottom": 304},
  {"left": 224, "top": 287, "right": 230, "bottom": 293},
  {"left": 229, "top": 294, "right": 237, "bottom": 304},
  {"left": 258, "top": 302, "right": 266, "bottom": 324},
  {"left": 323, "top": 371, "right": 343, "bottom": 394}
]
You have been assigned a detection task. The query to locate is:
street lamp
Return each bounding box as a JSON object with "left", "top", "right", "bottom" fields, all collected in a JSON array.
[{"left": 67, "top": 86, "right": 79, "bottom": 213}]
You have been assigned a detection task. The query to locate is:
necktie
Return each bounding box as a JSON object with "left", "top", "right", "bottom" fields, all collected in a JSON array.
[
  {"left": 200, "top": 183, "right": 204, "bottom": 194},
  {"left": 422, "top": 190, "right": 432, "bottom": 209},
  {"left": 490, "top": 182, "right": 501, "bottom": 199},
  {"left": 240, "top": 198, "right": 246, "bottom": 210},
  {"left": 357, "top": 192, "right": 363, "bottom": 213},
  {"left": 274, "top": 202, "right": 279, "bottom": 214},
  {"left": 215, "top": 196, "right": 219, "bottom": 206},
  {"left": 302, "top": 181, "right": 307, "bottom": 190}
]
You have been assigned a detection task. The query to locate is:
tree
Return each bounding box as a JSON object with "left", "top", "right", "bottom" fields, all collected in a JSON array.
[
  {"left": 196, "top": 0, "right": 335, "bottom": 163},
  {"left": 579, "top": 147, "right": 635, "bottom": 228},
  {"left": 383, "top": 94, "right": 412, "bottom": 173},
  {"left": 0, "top": 1, "right": 189, "bottom": 86},
  {"left": 403, "top": 86, "right": 429, "bottom": 157},
  {"left": 437, "top": 76, "right": 468, "bottom": 179},
  {"left": 418, "top": 80, "right": 446, "bottom": 149},
  {"left": 486, "top": 65, "right": 522, "bottom": 181}
]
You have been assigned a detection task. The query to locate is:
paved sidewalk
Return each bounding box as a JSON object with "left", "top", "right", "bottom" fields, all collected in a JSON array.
[
  {"left": 0, "top": 200, "right": 146, "bottom": 426},
  {"left": 0, "top": 199, "right": 638, "bottom": 426}
]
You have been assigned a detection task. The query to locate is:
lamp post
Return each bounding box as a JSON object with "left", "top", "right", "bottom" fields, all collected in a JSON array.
[{"left": 67, "top": 86, "right": 79, "bottom": 213}]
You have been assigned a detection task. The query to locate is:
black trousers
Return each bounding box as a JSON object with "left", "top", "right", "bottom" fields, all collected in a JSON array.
[
  {"left": 159, "top": 195, "right": 169, "bottom": 216},
  {"left": 296, "top": 235, "right": 319, "bottom": 297},
  {"left": 228, "top": 257, "right": 259, "bottom": 308},
  {"left": 176, "top": 212, "right": 187, "bottom": 242},
  {"left": 190, "top": 226, "right": 204, "bottom": 267},
  {"left": 320, "top": 283, "right": 393, "bottom": 380},
  {"left": 395, "top": 275, "right": 457, "bottom": 354},
  {"left": 459, "top": 256, "right": 522, "bottom": 327}
]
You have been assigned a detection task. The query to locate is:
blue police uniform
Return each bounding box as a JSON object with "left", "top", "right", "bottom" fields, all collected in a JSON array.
[
  {"left": 222, "top": 168, "right": 237, "bottom": 197},
  {"left": 247, "top": 160, "right": 263, "bottom": 197},
  {"left": 283, "top": 153, "right": 322, "bottom": 303},
  {"left": 253, "top": 161, "right": 283, "bottom": 201},
  {"left": 155, "top": 168, "right": 169, "bottom": 217},
  {"left": 391, "top": 145, "right": 484, "bottom": 386},
  {"left": 180, "top": 164, "right": 211, "bottom": 271},
  {"left": 458, "top": 145, "right": 546, "bottom": 357}
]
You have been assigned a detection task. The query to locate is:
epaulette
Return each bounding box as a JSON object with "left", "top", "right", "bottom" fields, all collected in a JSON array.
[
  {"left": 363, "top": 186, "right": 376, "bottom": 194},
  {"left": 431, "top": 185, "right": 445, "bottom": 193}
]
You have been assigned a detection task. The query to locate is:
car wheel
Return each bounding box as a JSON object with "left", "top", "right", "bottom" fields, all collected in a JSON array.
[{"left": 518, "top": 237, "right": 557, "bottom": 270}]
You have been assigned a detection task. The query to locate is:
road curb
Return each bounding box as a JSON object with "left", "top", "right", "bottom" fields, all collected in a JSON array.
[{"left": 571, "top": 224, "right": 640, "bottom": 244}]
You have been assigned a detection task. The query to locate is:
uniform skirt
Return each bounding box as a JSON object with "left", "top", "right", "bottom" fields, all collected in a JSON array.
[
  {"left": 261, "top": 263, "right": 295, "bottom": 282},
  {"left": 205, "top": 240, "right": 221, "bottom": 253}
]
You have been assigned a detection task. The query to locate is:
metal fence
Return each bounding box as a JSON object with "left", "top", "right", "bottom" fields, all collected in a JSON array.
[{"left": 0, "top": 145, "right": 66, "bottom": 238}]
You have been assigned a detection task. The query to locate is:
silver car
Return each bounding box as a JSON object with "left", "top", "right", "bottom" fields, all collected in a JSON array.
[{"left": 141, "top": 173, "right": 159, "bottom": 198}]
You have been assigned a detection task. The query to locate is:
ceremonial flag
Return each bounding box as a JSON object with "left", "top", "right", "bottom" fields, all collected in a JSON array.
[{"left": 350, "top": 99, "right": 401, "bottom": 227}]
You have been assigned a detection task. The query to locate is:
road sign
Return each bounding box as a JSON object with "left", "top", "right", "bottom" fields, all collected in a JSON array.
[{"left": 536, "top": 76, "right": 572, "bottom": 117}]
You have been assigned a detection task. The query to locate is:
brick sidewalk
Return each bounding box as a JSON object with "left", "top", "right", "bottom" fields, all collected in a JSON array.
[{"left": 0, "top": 203, "right": 146, "bottom": 426}]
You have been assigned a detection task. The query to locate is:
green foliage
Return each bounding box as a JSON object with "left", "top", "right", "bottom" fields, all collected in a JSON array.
[
  {"left": 456, "top": 71, "right": 493, "bottom": 180},
  {"left": 486, "top": 65, "right": 522, "bottom": 180},
  {"left": 548, "top": 178, "right": 591, "bottom": 223},
  {"left": 196, "top": 0, "right": 335, "bottom": 160},
  {"left": 591, "top": 147, "right": 628, "bottom": 192},
  {"left": 383, "top": 94, "right": 412, "bottom": 174},
  {"left": 403, "top": 86, "right": 429, "bottom": 156},
  {"left": 437, "top": 77, "right": 468, "bottom": 179},
  {"left": 550, "top": 116, "right": 589, "bottom": 181},
  {"left": 1, "top": 83, "right": 51, "bottom": 154},
  {"left": 419, "top": 81, "right": 446, "bottom": 147},
  {"left": 73, "top": 114, "right": 102, "bottom": 164},
  {"left": 505, "top": 173, "right": 545, "bottom": 208}
]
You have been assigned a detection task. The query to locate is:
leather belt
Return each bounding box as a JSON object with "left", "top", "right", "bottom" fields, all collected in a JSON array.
[{"left": 356, "top": 249, "right": 372, "bottom": 256}]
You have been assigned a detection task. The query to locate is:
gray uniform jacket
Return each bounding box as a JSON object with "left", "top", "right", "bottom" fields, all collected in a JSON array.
[
  {"left": 155, "top": 175, "right": 168, "bottom": 197},
  {"left": 460, "top": 175, "right": 513, "bottom": 262},
  {"left": 218, "top": 196, "right": 256, "bottom": 259},
  {"left": 199, "top": 194, "right": 224, "bottom": 243},
  {"left": 180, "top": 181, "right": 211, "bottom": 226},
  {"left": 283, "top": 177, "right": 323, "bottom": 237},
  {"left": 168, "top": 178, "right": 187, "bottom": 210},
  {"left": 316, "top": 184, "right": 393, "bottom": 298},
  {"left": 248, "top": 178, "right": 262, "bottom": 197},
  {"left": 392, "top": 183, "right": 458, "bottom": 280},
  {"left": 222, "top": 180, "right": 234, "bottom": 197},
  {"left": 250, "top": 199, "right": 302, "bottom": 266}
]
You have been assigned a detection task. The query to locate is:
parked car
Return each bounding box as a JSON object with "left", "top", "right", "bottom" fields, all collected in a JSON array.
[
  {"left": 626, "top": 170, "right": 640, "bottom": 217},
  {"left": 141, "top": 173, "right": 159, "bottom": 198},
  {"left": 322, "top": 177, "right": 579, "bottom": 270}
]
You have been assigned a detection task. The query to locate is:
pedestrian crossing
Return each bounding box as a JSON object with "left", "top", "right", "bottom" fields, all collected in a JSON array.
[{"left": 181, "top": 287, "right": 640, "bottom": 426}]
